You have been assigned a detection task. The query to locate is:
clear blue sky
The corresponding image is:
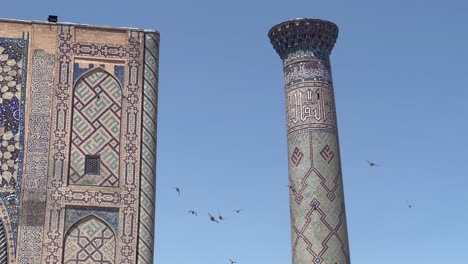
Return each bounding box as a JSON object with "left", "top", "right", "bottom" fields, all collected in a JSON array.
[{"left": 6, "top": 0, "right": 468, "bottom": 263}]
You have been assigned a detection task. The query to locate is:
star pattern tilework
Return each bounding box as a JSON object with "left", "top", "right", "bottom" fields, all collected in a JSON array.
[
  {"left": 0, "top": 37, "right": 28, "bottom": 251},
  {"left": 0, "top": 39, "right": 27, "bottom": 189}
]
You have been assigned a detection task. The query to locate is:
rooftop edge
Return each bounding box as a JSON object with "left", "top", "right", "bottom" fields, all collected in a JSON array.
[{"left": 0, "top": 17, "right": 160, "bottom": 34}]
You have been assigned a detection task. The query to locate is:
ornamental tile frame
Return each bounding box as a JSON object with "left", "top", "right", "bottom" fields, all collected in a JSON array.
[{"left": 42, "top": 25, "right": 146, "bottom": 263}]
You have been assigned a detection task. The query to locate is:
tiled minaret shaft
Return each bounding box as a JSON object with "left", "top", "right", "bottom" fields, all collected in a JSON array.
[{"left": 269, "top": 19, "right": 351, "bottom": 264}]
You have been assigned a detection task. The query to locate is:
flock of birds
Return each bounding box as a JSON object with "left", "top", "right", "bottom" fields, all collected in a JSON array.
[
  {"left": 172, "top": 187, "right": 244, "bottom": 223},
  {"left": 171, "top": 186, "right": 242, "bottom": 263},
  {"left": 168, "top": 160, "right": 414, "bottom": 263}
]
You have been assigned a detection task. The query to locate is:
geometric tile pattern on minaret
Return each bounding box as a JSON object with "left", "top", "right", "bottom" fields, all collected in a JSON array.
[
  {"left": 269, "top": 19, "right": 351, "bottom": 264},
  {"left": 288, "top": 130, "right": 349, "bottom": 264},
  {"left": 69, "top": 69, "right": 122, "bottom": 187}
]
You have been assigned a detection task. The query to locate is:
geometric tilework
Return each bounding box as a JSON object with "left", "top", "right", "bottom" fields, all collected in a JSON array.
[
  {"left": 69, "top": 69, "right": 122, "bottom": 187},
  {"left": 312, "top": 132, "right": 340, "bottom": 195},
  {"left": 0, "top": 37, "right": 28, "bottom": 251},
  {"left": 63, "top": 215, "right": 116, "bottom": 263},
  {"left": 43, "top": 25, "right": 145, "bottom": 264},
  {"left": 137, "top": 32, "right": 159, "bottom": 264},
  {"left": 0, "top": 39, "right": 25, "bottom": 188},
  {"left": 288, "top": 130, "right": 350, "bottom": 264}
]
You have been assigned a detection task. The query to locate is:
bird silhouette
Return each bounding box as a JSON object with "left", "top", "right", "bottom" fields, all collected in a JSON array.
[
  {"left": 406, "top": 200, "right": 415, "bottom": 209},
  {"left": 188, "top": 210, "right": 198, "bottom": 216},
  {"left": 208, "top": 213, "right": 219, "bottom": 223},
  {"left": 172, "top": 187, "right": 181, "bottom": 196},
  {"left": 286, "top": 184, "right": 296, "bottom": 193},
  {"left": 232, "top": 209, "right": 243, "bottom": 214},
  {"left": 367, "top": 160, "right": 380, "bottom": 166},
  {"left": 229, "top": 259, "right": 237, "bottom": 264},
  {"left": 218, "top": 210, "right": 224, "bottom": 221}
]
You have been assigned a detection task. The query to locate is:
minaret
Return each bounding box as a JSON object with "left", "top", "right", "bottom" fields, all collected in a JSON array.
[{"left": 268, "top": 19, "right": 351, "bottom": 264}]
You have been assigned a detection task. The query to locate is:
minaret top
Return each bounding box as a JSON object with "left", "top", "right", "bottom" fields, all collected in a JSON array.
[{"left": 268, "top": 18, "right": 339, "bottom": 60}]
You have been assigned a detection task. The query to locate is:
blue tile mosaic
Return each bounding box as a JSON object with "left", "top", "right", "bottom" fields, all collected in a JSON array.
[
  {"left": 73, "top": 63, "right": 94, "bottom": 82},
  {"left": 114, "top": 65, "right": 125, "bottom": 85},
  {"left": 0, "top": 36, "right": 29, "bottom": 250}
]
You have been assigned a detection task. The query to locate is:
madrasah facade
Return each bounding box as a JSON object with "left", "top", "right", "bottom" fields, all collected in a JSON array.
[{"left": 0, "top": 18, "right": 159, "bottom": 263}]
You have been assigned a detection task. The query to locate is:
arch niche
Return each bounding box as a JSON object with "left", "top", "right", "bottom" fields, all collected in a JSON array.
[
  {"left": 68, "top": 68, "right": 123, "bottom": 187},
  {"left": 63, "top": 215, "right": 116, "bottom": 263}
]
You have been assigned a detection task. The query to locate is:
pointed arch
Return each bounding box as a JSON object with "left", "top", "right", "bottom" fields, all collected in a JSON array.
[
  {"left": 63, "top": 215, "right": 116, "bottom": 264},
  {"left": 68, "top": 68, "right": 122, "bottom": 187},
  {"left": 73, "top": 67, "right": 124, "bottom": 92}
]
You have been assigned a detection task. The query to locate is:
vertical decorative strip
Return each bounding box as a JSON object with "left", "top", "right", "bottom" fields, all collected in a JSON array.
[
  {"left": 43, "top": 25, "right": 74, "bottom": 264},
  {"left": 18, "top": 49, "right": 54, "bottom": 263},
  {"left": 137, "top": 31, "right": 159, "bottom": 264},
  {"left": 120, "top": 30, "right": 144, "bottom": 264},
  {"left": 42, "top": 26, "right": 145, "bottom": 264}
]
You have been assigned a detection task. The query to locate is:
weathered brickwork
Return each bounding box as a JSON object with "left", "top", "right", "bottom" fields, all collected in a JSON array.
[
  {"left": 269, "top": 19, "right": 351, "bottom": 264},
  {"left": 0, "top": 19, "right": 159, "bottom": 264}
]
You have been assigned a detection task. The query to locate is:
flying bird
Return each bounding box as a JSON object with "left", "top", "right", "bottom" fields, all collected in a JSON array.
[
  {"left": 172, "top": 187, "right": 181, "bottom": 196},
  {"left": 232, "top": 209, "right": 243, "bottom": 214},
  {"left": 218, "top": 211, "right": 224, "bottom": 221},
  {"left": 406, "top": 200, "right": 415, "bottom": 209},
  {"left": 229, "top": 259, "right": 237, "bottom": 264},
  {"left": 286, "top": 184, "right": 296, "bottom": 193},
  {"left": 367, "top": 160, "right": 380, "bottom": 167},
  {"left": 188, "top": 210, "right": 198, "bottom": 216},
  {"left": 208, "top": 213, "right": 219, "bottom": 223}
]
